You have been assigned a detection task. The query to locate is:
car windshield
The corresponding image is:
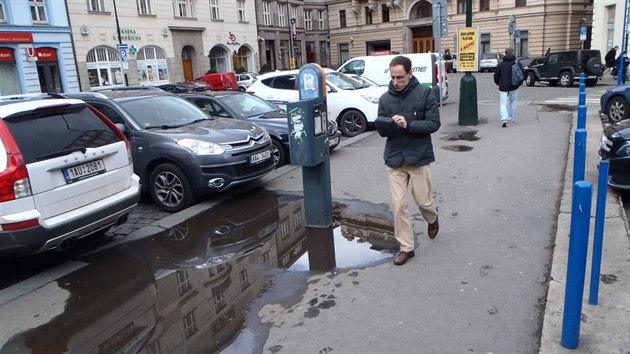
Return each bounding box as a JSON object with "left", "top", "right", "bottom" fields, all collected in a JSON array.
[
  {"left": 325, "top": 72, "right": 367, "bottom": 90},
  {"left": 482, "top": 53, "right": 497, "bottom": 59},
  {"left": 219, "top": 94, "right": 277, "bottom": 119},
  {"left": 119, "top": 95, "right": 210, "bottom": 129}
]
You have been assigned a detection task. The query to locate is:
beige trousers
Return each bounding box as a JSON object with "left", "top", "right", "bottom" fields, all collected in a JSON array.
[{"left": 386, "top": 162, "right": 438, "bottom": 252}]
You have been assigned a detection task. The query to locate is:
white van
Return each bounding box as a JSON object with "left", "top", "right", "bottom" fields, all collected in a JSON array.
[{"left": 338, "top": 53, "right": 448, "bottom": 102}]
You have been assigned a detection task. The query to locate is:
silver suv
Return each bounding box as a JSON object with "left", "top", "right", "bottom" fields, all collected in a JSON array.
[{"left": 0, "top": 94, "right": 140, "bottom": 259}]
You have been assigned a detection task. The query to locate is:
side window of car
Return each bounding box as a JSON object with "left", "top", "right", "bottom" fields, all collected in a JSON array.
[
  {"left": 548, "top": 54, "right": 559, "bottom": 63},
  {"left": 90, "top": 102, "right": 125, "bottom": 125},
  {"left": 562, "top": 52, "right": 577, "bottom": 63},
  {"left": 271, "top": 75, "right": 297, "bottom": 90}
]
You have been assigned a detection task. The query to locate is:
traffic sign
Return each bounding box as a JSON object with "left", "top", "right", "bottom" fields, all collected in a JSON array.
[
  {"left": 119, "top": 49, "right": 128, "bottom": 62},
  {"left": 508, "top": 15, "right": 516, "bottom": 35},
  {"left": 116, "top": 43, "right": 128, "bottom": 50},
  {"left": 432, "top": 0, "right": 448, "bottom": 37},
  {"left": 580, "top": 26, "right": 587, "bottom": 41}
]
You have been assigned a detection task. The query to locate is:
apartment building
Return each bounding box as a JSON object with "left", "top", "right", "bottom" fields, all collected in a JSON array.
[
  {"left": 0, "top": 0, "right": 80, "bottom": 95},
  {"left": 66, "top": 0, "right": 260, "bottom": 91},
  {"left": 592, "top": 0, "right": 628, "bottom": 54},
  {"left": 326, "top": 0, "right": 595, "bottom": 69}
]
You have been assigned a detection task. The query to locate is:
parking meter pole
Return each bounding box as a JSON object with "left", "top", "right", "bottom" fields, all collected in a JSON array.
[{"left": 287, "top": 63, "right": 333, "bottom": 228}]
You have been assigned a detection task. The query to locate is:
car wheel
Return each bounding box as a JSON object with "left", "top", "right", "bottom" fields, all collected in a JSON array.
[
  {"left": 606, "top": 96, "right": 628, "bottom": 123},
  {"left": 149, "top": 163, "right": 196, "bottom": 213},
  {"left": 271, "top": 139, "right": 287, "bottom": 167},
  {"left": 339, "top": 110, "right": 368, "bottom": 137},
  {"left": 238, "top": 86, "right": 246, "bottom": 92},
  {"left": 558, "top": 72, "right": 573, "bottom": 87},
  {"left": 526, "top": 72, "right": 536, "bottom": 86}
]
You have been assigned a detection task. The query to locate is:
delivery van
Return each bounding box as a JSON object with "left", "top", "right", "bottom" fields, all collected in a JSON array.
[
  {"left": 194, "top": 72, "right": 238, "bottom": 91},
  {"left": 338, "top": 53, "right": 448, "bottom": 102}
]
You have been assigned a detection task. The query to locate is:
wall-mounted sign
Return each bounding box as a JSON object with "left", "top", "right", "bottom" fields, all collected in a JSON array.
[
  {"left": 113, "top": 28, "right": 141, "bottom": 41},
  {"left": 0, "top": 48, "right": 15, "bottom": 61},
  {"left": 227, "top": 32, "right": 240, "bottom": 46},
  {"left": 0, "top": 32, "right": 34, "bottom": 43},
  {"left": 35, "top": 47, "right": 58, "bottom": 61}
]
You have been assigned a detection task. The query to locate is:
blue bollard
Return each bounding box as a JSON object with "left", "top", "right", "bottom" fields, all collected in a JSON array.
[
  {"left": 572, "top": 129, "right": 587, "bottom": 185},
  {"left": 589, "top": 161, "right": 609, "bottom": 305},
  {"left": 561, "top": 181, "right": 593, "bottom": 349}
]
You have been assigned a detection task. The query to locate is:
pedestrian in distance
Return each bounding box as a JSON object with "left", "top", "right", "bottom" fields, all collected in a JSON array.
[
  {"left": 374, "top": 55, "right": 440, "bottom": 266},
  {"left": 605, "top": 45, "right": 618, "bottom": 74},
  {"left": 493, "top": 47, "right": 523, "bottom": 128}
]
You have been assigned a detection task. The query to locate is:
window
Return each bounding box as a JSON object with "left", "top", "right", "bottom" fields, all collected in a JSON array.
[
  {"left": 339, "top": 10, "right": 346, "bottom": 28},
  {"left": 457, "top": 0, "right": 465, "bottom": 14},
  {"left": 237, "top": 0, "right": 246, "bottom": 22},
  {"left": 137, "top": 46, "right": 168, "bottom": 84},
  {"left": 262, "top": 1, "right": 271, "bottom": 26},
  {"left": 515, "top": 0, "right": 526, "bottom": 6},
  {"left": 86, "top": 47, "right": 123, "bottom": 88},
  {"left": 210, "top": 0, "right": 220, "bottom": 19},
  {"left": 88, "top": 0, "right": 106, "bottom": 12},
  {"left": 176, "top": 270, "right": 192, "bottom": 296},
  {"left": 365, "top": 7, "right": 372, "bottom": 24},
  {"left": 0, "top": 2, "right": 6, "bottom": 23},
  {"left": 318, "top": 10, "right": 325, "bottom": 29},
  {"left": 278, "top": 3, "right": 286, "bottom": 27},
  {"left": 479, "top": 0, "right": 489, "bottom": 11},
  {"left": 30, "top": 0, "right": 47, "bottom": 23},
  {"left": 290, "top": 5, "right": 298, "bottom": 26},
  {"left": 137, "top": 0, "right": 152, "bottom": 15},
  {"left": 293, "top": 209, "right": 302, "bottom": 230},
  {"left": 411, "top": 1, "right": 431, "bottom": 19},
  {"left": 304, "top": 10, "right": 312, "bottom": 30},
  {"left": 176, "top": 0, "right": 194, "bottom": 17},
  {"left": 183, "top": 311, "right": 198, "bottom": 339},
  {"left": 319, "top": 41, "right": 328, "bottom": 67},
  {"left": 606, "top": 5, "right": 615, "bottom": 49},
  {"left": 239, "top": 269, "right": 250, "bottom": 291},
  {"left": 0, "top": 49, "right": 20, "bottom": 94},
  {"left": 480, "top": 33, "right": 490, "bottom": 55},
  {"left": 517, "top": 30, "right": 528, "bottom": 56},
  {"left": 213, "top": 288, "right": 226, "bottom": 312},
  {"left": 381, "top": 4, "right": 389, "bottom": 22},
  {"left": 278, "top": 218, "right": 290, "bottom": 240}
]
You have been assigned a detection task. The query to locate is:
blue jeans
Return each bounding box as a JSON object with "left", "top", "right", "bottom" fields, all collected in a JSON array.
[{"left": 500, "top": 90, "right": 519, "bottom": 122}]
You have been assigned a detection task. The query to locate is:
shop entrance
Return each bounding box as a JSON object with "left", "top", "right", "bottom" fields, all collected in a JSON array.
[{"left": 35, "top": 48, "right": 62, "bottom": 93}]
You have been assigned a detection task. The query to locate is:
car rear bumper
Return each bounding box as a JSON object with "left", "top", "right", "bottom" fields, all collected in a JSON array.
[{"left": 605, "top": 156, "right": 630, "bottom": 189}]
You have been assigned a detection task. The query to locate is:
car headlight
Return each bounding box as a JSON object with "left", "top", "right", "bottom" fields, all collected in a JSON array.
[
  {"left": 361, "top": 94, "right": 380, "bottom": 104},
  {"left": 178, "top": 138, "right": 232, "bottom": 155}
]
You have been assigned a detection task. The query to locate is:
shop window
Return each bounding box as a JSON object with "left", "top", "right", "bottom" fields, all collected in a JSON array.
[
  {"left": 86, "top": 46, "right": 123, "bottom": 89},
  {"left": 0, "top": 2, "right": 6, "bottom": 23},
  {"left": 137, "top": 46, "right": 168, "bottom": 84},
  {"left": 0, "top": 48, "right": 20, "bottom": 95}
]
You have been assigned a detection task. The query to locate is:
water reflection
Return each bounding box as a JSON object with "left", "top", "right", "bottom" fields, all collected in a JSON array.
[{"left": 0, "top": 190, "right": 396, "bottom": 354}]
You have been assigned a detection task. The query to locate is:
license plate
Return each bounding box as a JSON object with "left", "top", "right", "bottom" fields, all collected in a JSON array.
[
  {"left": 63, "top": 159, "right": 106, "bottom": 183},
  {"left": 249, "top": 150, "right": 271, "bottom": 165},
  {"left": 328, "top": 136, "right": 340, "bottom": 147}
]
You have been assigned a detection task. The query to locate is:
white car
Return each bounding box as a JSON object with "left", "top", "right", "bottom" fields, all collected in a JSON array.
[
  {"left": 0, "top": 94, "right": 140, "bottom": 259},
  {"left": 246, "top": 69, "right": 386, "bottom": 137},
  {"left": 236, "top": 72, "right": 258, "bottom": 91}
]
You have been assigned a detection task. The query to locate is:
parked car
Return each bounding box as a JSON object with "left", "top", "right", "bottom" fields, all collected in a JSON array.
[
  {"left": 348, "top": 74, "right": 380, "bottom": 87},
  {"left": 520, "top": 57, "right": 546, "bottom": 86},
  {"left": 527, "top": 49, "right": 603, "bottom": 87},
  {"left": 236, "top": 72, "right": 258, "bottom": 91},
  {"left": 599, "top": 83, "right": 630, "bottom": 123},
  {"left": 156, "top": 83, "right": 195, "bottom": 93},
  {"left": 180, "top": 91, "right": 341, "bottom": 167},
  {"left": 0, "top": 94, "right": 140, "bottom": 259},
  {"left": 599, "top": 119, "right": 630, "bottom": 189},
  {"left": 194, "top": 72, "right": 238, "bottom": 91},
  {"left": 479, "top": 52, "right": 504, "bottom": 72},
  {"left": 64, "top": 89, "right": 275, "bottom": 213},
  {"left": 247, "top": 69, "right": 387, "bottom": 137}
]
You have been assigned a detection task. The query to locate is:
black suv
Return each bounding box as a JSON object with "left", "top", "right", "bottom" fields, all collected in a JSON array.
[
  {"left": 527, "top": 49, "right": 603, "bottom": 87},
  {"left": 65, "top": 89, "right": 276, "bottom": 212}
]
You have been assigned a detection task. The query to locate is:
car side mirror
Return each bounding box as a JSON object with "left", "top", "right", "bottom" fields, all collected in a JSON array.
[
  {"left": 327, "top": 85, "right": 335, "bottom": 93},
  {"left": 115, "top": 123, "right": 127, "bottom": 133}
]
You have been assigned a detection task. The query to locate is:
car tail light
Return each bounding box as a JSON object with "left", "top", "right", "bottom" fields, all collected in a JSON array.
[
  {"left": 246, "top": 91, "right": 254, "bottom": 95},
  {"left": 0, "top": 120, "right": 32, "bottom": 203},
  {"left": 2, "top": 219, "right": 39, "bottom": 231},
  {"left": 88, "top": 106, "right": 133, "bottom": 164}
]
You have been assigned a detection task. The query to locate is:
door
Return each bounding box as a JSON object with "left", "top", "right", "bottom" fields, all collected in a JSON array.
[
  {"left": 412, "top": 38, "right": 434, "bottom": 53},
  {"left": 182, "top": 58, "right": 193, "bottom": 81}
]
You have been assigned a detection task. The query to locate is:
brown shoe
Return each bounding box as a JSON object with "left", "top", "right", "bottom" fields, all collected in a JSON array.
[
  {"left": 428, "top": 214, "right": 439, "bottom": 239},
  {"left": 394, "top": 250, "right": 415, "bottom": 265}
]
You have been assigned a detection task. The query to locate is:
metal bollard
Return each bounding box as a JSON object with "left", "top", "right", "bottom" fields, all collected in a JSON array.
[
  {"left": 572, "top": 129, "right": 587, "bottom": 185},
  {"left": 561, "top": 181, "right": 593, "bottom": 349},
  {"left": 589, "top": 160, "right": 609, "bottom": 305}
]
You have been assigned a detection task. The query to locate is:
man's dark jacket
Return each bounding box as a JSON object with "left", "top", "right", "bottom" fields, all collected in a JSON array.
[
  {"left": 375, "top": 75, "right": 440, "bottom": 168},
  {"left": 493, "top": 54, "right": 522, "bottom": 92}
]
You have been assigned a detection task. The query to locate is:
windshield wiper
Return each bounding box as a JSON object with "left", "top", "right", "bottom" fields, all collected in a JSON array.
[
  {"left": 36, "top": 147, "right": 87, "bottom": 161},
  {"left": 145, "top": 124, "right": 186, "bottom": 129}
]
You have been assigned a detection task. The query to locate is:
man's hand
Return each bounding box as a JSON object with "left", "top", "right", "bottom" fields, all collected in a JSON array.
[{"left": 393, "top": 114, "right": 407, "bottom": 129}]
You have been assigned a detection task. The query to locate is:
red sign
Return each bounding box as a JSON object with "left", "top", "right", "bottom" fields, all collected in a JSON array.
[
  {"left": 36, "top": 47, "right": 58, "bottom": 61},
  {"left": 0, "top": 32, "right": 34, "bottom": 44},
  {"left": 0, "top": 48, "right": 15, "bottom": 61}
]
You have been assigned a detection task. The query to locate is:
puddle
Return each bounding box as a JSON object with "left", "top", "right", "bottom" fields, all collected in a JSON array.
[
  {"left": 442, "top": 144, "right": 474, "bottom": 152},
  {"left": 539, "top": 104, "right": 577, "bottom": 112},
  {"left": 0, "top": 189, "right": 397, "bottom": 354},
  {"left": 445, "top": 130, "right": 481, "bottom": 142}
]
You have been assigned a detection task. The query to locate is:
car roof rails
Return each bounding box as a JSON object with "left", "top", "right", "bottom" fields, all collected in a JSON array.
[
  {"left": 0, "top": 93, "right": 58, "bottom": 102},
  {"left": 94, "top": 85, "right": 160, "bottom": 92}
]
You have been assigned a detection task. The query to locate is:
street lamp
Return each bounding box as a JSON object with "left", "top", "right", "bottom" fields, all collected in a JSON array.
[{"left": 112, "top": 0, "right": 128, "bottom": 86}]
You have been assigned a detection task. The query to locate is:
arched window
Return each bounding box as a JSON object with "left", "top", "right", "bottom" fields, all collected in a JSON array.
[
  {"left": 410, "top": 0, "right": 432, "bottom": 19},
  {"left": 86, "top": 47, "right": 123, "bottom": 88},
  {"left": 209, "top": 46, "right": 229, "bottom": 72},
  {"left": 137, "top": 46, "right": 169, "bottom": 83}
]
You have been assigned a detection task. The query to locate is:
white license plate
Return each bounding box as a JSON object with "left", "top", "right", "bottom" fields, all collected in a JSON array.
[
  {"left": 63, "top": 159, "right": 106, "bottom": 183},
  {"left": 328, "top": 137, "right": 340, "bottom": 147},
  {"left": 249, "top": 150, "right": 271, "bottom": 165}
]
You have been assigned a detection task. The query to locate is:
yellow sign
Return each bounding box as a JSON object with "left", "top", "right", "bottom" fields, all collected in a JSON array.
[
  {"left": 290, "top": 58, "right": 296, "bottom": 69},
  {"left": 457, "top": 27, "right": 479, "bottom": 72}
]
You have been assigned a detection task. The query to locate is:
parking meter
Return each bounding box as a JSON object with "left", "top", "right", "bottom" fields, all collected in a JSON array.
[{"left": 287, "top": 64, "right": 332, "bottom": 227}]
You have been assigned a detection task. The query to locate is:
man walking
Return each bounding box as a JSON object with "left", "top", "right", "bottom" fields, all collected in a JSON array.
[
  {"left": 605, "top": 45, "right": 618, "bottom": 74},
  {"left": 374, "top": 55, "right": 440, "bottom": 266},
  {"left": 494, "top": 48, "right": 523, "bottom": 128}
]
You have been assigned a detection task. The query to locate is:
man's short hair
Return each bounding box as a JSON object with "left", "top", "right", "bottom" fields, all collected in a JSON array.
[
  {"left": 505, "top": 48, "right": 514, "bottom": 55},
  {"left": 390, "top": 55, "right": 412, "bottom": 73}
]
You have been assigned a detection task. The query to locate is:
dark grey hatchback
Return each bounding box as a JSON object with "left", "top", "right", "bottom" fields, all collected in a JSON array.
[{"left": 66, "top": 89, "right": 275, "bottom": 212}]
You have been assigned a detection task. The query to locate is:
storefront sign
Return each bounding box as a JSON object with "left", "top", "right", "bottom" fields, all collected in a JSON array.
[
  {"left": 0, "top": 32, "right": 34, "bottom": 43},
  {"left": 36, "top": 47, "right": 58, "bottom": 61},
  {"left": 113, "top": 28, "right": 141, "bottom": 41},
  {"left": 227, "top": 32, "right": 240, "bottom": 46},
  {"left": 0, "top": 48, "right": 15, "bottom": 61}
]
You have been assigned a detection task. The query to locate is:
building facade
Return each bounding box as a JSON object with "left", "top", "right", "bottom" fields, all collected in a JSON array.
[
  {"left": 66, "top": 0, "right": 261, "bottom": 91},
  {"left": 326, "top": 0, "right": 595, "bottom": 69},
  {"left": 0, "top": 0, "right": 80, "bottom": 95},
  {"left": 592, "top": 0, "right": 627, "bottom": 55}
]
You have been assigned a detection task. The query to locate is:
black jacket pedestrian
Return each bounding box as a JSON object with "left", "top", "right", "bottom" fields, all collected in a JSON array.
[
  {"left": 605, "top": 48, "right": 617, "bottom": 68},
  {"left": 375, "top": 75, "right": 440, "bottom": 168},
  {"left": 493, "top": 54, "right": 522, "bottom": 92}
]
